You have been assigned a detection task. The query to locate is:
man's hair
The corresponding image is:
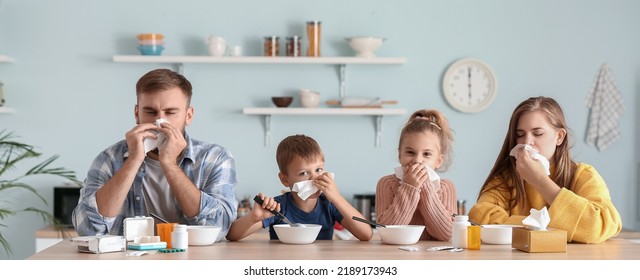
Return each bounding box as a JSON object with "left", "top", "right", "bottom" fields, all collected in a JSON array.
[
  {"left": 276, "top": 134, "right": 324, "bottom": 174},
  {"left": 136, "top": 68, "right": 193, "bottom": 105}
]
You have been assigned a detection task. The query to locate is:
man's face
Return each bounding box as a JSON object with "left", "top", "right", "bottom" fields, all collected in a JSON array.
[{"left": 134, "top": 87, "right": 193, "bottom": 133}]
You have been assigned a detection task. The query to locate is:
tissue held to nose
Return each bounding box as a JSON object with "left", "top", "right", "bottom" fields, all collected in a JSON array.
[
  {"left": 143, "top": 119, "right": 169, "bottom": 153},
  {"left": 292, "top": 172, "right": 334, "bottom": 201},
  {"left": 509, "top": 144, "right": 550, "bottom": 176},
  {"left": 394, "top": 165, "right": 441, "bottom": 191}
]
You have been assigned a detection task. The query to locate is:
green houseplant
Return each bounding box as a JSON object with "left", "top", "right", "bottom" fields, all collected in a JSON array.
[{"left": 0, "top": 130, "right": 81, "bottom": 255}]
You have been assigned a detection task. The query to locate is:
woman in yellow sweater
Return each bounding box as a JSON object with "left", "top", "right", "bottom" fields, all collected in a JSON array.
[
  {"left": 468, "top": 96, "right": 621, "bottom": 243},
  {"left": 376, "top": 109, "right": 457, "bottom": 241}
]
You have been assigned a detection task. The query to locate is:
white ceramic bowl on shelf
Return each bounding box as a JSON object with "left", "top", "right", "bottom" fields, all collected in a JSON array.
[
  {"left": 273, "top": 224, "right": 322, "bottom": 244},
  {"left": 345, "top": 37, "right": 386, "bottom": 58},
  {"left": 377, "top": 225, "right": 425, "bottom": 245}
]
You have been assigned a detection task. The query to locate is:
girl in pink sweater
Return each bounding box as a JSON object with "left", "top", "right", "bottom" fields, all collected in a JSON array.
[{"left": 375, "top": 109, "right": 457, "bottom": 241}]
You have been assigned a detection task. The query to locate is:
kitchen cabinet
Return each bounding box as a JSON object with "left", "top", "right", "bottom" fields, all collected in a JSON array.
[
  {"left": 0, "top": 55, "right": 15, "bottom": 114},
  {"left": 112, "top": 55, "right": 408, "bottom": 146}
]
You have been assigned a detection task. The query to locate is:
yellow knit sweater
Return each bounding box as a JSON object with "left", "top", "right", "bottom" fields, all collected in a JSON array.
[{"left": 468, "top": 163, "right": 622, "bottom": 243}]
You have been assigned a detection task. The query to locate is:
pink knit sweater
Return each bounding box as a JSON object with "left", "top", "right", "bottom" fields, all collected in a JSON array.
[{"left": 375, "top": 174, "right": 457, "bottom": 241}]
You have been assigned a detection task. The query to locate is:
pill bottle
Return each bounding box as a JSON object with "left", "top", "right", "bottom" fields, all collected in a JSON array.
[
  {"left": 467, "top": 225, "right": 481, "bottom": 250},
  {"left": 171, "top": 224, "right": 188, "bottom": 250},
  {"left": 452, "top": 215, "right": 471, "bottom": 248}
]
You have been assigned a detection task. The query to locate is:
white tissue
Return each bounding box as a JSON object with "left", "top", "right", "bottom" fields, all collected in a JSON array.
[
  {"left": 509, "top": 144, "right": 551, "bottom": 176},
  {"left": 522, "top": 207, "right": 550, "bottom": 231},
  {"left": 292, "top": 172, "right": 334, "bottom": 201},
  {"left": 394, "top": 165, "right": 441, "bottom": 191},
  {"left": 143, "top": 119, "right": 168, "bottom": 153}
]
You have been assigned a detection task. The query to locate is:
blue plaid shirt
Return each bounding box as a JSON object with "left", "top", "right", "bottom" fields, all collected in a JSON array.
[{"left": 72, "top": 133, "right": 237, "bottom": 240}]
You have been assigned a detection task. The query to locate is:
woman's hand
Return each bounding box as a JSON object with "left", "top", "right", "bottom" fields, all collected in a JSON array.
[{"left": 515, "top": 148, "right": 549, "bottom": 187}]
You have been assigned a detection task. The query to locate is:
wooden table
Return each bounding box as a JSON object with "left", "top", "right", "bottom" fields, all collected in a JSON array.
[{"left": 26, "top": 235, "right": 640, "bottom": 260}]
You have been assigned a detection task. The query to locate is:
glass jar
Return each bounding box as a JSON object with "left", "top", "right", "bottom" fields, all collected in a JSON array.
[
  {"left": 286, "top": 36, "right": 301, "bottom": 57},
  {"left": 263, "top": 36, "right": 279, "bottom": 57},
  {"left": 306, "top": 21, "right": 321, "bottom": 57}
]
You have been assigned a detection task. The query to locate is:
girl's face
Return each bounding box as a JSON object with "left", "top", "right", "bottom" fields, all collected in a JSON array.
[
  {"left": 398, "top": 131, "right": 443, "bottom": 170},
  {"left": 515, "top": 110, "right": 566, "bottom": 161}
]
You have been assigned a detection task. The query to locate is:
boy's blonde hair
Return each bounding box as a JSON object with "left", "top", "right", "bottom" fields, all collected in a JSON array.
[
  {"left": 399, "top": 109, "right": 454, "bottom": 172},
  {"left": 276, "top": 134, "right": 324, "bottom": 174}
]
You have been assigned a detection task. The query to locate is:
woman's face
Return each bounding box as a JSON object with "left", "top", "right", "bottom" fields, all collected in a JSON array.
[
  {"left": 515, "top": 111, "right": 566, "bottom": 161},
  {"left": 398, "top": 131, "right": 443, "bottom": 170}
]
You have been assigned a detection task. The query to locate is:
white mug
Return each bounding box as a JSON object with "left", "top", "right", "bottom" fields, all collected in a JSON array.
[{"left": 227, "top": 45, "right": 242, "bottom": 57}]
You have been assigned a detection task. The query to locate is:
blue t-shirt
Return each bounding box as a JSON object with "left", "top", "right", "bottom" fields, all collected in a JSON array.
[{"left": 262, "top": 192, "right": 344, "bottom": 240}]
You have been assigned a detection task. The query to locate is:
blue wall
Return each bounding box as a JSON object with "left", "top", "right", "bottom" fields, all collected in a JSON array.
[{"left": 1, "top": 0, "right": 638, "bottom": 259}]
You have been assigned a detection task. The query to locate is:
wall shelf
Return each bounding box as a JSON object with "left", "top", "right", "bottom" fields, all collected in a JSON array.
[
  {"left": 0, "top": 55, "right": 15, "bottom": 63},
  {"left": 112, "top": 55, "right": 406, "bottom": 99},
  {"left": 0, "top": 107, "right": 15, "bottom": 114},
  {"left": 243, "top": 107, "right": 407, "bottom": 147}
]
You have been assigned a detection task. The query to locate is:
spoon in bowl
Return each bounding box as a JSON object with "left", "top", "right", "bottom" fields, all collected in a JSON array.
[
  {"left": 352, "top": 216, "right": 386, "bottom": 228},
  {"left": 253, "top": 195, "right": 304, "bottom": 227}
]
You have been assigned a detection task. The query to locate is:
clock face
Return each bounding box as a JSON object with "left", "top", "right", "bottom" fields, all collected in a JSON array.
[{"left": 442, "top": 58, "right": 497, "bottom": 113}]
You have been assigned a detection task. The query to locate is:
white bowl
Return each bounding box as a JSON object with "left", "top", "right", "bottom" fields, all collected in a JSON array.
[
  {"left": 186, "top": 225, "right": 221, "bottom": 246},
  {"left": 345, "top": 37, "right": 386, "bottom": 58},
  {"left": 299, "top": 89, "right": 320, "bottom": 108},
  {"left": 481, "top": 224, "right": 523, "bottom": 245},
  {"left": 273, "top": 224, "right": 322, "bottom": 244},
  {"left": 377, "top": 225, "right": 425, "bottom": 245}
]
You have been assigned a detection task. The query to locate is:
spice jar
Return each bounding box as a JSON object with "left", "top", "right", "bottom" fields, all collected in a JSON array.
[
  {"left": 263, "top": 36, "right": 279, "bottom": 57},
  {"left": 286, "top": 36, "right": 301, "bottom": 57},
  {"left": 306, "top": 20, "right": 321, "bottom": 57}
]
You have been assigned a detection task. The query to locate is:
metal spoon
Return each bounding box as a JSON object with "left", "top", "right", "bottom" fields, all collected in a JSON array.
[
  {"left": 253, "top": 195, "right": 304, "bottom": 227},
  {"left": 352, "top": 216, "right": 386, "bottom": 228},
  {"left": 149, "top": 212, "right": 169, "bottom": 224}
]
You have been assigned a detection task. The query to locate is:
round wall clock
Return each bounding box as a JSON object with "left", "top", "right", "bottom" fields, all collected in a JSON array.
[{"left": 442, "top": 58, "right": 498, "bottom": 113}]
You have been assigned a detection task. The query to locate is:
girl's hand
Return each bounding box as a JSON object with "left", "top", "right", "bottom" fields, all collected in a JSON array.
[
  {"left": 251, "top": 193, "right": 280, "bottom": 222},
  {"left": 402, "top": 162, "right": 428, "bottom": 188}
]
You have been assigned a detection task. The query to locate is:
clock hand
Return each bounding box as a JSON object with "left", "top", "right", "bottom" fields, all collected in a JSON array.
[{"left": 468, "top": 66, "right": 472, "bottom": 104}]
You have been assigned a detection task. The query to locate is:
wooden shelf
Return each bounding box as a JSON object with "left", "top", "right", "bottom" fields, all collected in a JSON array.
[
  {"left": 0, "top": 55, "right": 15, "bottom": 63},
  {"left": 243, "top": 107, "right": 407, "bottom": 147}
]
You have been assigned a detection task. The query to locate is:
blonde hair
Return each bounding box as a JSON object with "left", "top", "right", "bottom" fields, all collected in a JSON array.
[
  {"left": 398, "top": 109, "right": 454, "bottom": 171},
  {"left": 477, "top": 96, "right": 575, "bottom": 210},
  {"left": 276, "top": 134, "right": 324, "bottom": 174}
]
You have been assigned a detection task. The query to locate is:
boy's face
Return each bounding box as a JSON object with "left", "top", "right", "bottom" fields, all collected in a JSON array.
[{"left": 279, "top": 155, "right": 324, "bottom": 199}]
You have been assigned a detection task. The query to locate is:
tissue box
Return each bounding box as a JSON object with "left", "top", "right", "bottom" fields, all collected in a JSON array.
[{"left": 512, "top": 227, "right": 567, "bottom": 253}]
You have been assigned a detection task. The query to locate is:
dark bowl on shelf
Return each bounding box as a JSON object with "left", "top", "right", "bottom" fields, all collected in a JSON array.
[{"left": 272, "top": 96, "right": 293, "bottom": 108}]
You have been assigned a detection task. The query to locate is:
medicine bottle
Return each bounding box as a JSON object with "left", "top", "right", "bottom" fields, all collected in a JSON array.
[
  {"left": 467, "top": 225, "right": 481, "bottom": 250},
  {"left": 171, "top": 224, "right": 188, "bottom": 250},
  {"left": 452, "top": 215, "right": 471, "bottom": 248}
]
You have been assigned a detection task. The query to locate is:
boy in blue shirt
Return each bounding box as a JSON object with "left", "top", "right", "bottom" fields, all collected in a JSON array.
[{"left": 227, "top": 134, "right": 372, "bottom": 241}]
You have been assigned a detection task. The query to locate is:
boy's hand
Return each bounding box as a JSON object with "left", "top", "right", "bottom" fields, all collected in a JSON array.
[
  {"left": 403, "top": 162, "right": 428, "bottom": 188},
  {"left": 251, "top": 193, "right": 280, "bottom": 222},
  {"left": 313, "top": 172, "right": 340, "bottom": 201}
]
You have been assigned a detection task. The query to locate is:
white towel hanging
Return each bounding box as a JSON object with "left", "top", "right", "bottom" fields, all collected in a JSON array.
[{"left": 585, "top": 63, "right": 624, "bottom": 151}]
